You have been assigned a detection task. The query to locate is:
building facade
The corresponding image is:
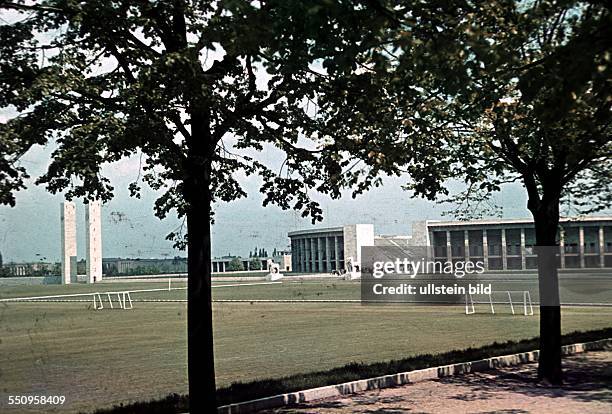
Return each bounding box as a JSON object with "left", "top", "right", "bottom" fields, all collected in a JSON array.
[
  {"left": 288, "top": 224, "right": 374, "bottom": 273},
  {"left": 288, "top": 217, "right": 612, "bottom": 273},
  {"left": 416, "top": 217, "right": 612, "bottom": 270}
]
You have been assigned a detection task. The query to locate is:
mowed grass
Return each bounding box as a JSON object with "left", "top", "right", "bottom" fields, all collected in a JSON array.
[
  {"left": 0, "top": 280, "right": 358, "bottom": 301},
  {"left": 0, "top": 281, "right": 188, "bottom": 300},
  {"left": 0, "top": 280, "right": 612, "bottom": 413},
  {"left": 2, "top": 273, "right": 611, "bottom": 303}
]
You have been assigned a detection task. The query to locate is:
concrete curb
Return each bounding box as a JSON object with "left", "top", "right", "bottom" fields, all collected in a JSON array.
[{"left": 217, "top": 338, "right": 612, "bottom": 414}]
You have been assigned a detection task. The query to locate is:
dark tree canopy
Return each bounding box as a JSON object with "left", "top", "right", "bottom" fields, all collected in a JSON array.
[{"left": 317, "top": 0, "right": 611, "bottom": 219}]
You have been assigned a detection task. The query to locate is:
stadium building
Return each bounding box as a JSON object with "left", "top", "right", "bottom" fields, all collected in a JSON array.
[{"left": 288, "top": 216, "right": 612, "bottom": 273}]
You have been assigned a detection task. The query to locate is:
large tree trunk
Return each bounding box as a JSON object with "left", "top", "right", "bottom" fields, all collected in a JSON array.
[
  {"left": 530, "top": 198, "right": 563, "bottom": 385},
  {"left": 185, "top": 158, "right": 217, "bottom": 410}
]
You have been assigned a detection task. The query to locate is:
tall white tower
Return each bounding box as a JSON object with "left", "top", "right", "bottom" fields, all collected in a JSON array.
[
  {"left": 85, "top": 200, "right": 103, "bottom": 283},
  {"left": 60, "top": 202, "right": 77, "bottom": 284}
]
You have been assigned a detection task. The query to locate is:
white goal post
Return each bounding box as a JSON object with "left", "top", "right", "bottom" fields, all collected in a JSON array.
[
  {"left": 466, "top": 290, "right": 533, "bottom": 316},
  {"left": 93, "top": 291, "right": 133, "bottom": 310}
]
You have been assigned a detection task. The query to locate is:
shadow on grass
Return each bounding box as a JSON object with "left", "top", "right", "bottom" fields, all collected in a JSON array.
[{"left": 87, "top": 327, "right": 612, "bottom": 414}]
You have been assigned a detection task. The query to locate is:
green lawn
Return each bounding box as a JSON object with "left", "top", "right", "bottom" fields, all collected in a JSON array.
[
  {"left": 1, "top": 280, "right": 611, "bottom": 413},
  {"left": 3, "top": 276, "right": 609, "bottom": 303}
]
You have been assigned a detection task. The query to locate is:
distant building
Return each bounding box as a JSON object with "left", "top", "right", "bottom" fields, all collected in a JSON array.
[
  {"left": 415, "top": 216, "right": 612, "bottom": 270},
  {"left": 212, "top": 256, "right": 272, "bottom": 273},
  {"left": 102, "top": 257, "right": 187, "bottom": 275},
  {"left": 3, "top": 262, "right": 58, "bottom": 277},
  {"left": 288, "top": 216, "right": 612, "bottom": 273},
  {"left": 273, "top": 250, "right": 292, "bottom": 272},
  {"left": 288, "top": 224, "right": 375, "bottom": 273},
  {"left": 102, "top": 253, "right": 289, "bottom": 275}
]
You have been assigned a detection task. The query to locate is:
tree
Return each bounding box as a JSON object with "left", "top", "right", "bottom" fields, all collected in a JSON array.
[
  {"left": 248, "top": 257, "right": 262, "bottom": 271},
  {"left": 227, "top": 257, "right": 244, "bottom": 272},
  {"left": 0, "top": 0, "right": 393, "bottom": 409},
  {"left": 319, "top": 1, "right": 611, "bottom": 384}
]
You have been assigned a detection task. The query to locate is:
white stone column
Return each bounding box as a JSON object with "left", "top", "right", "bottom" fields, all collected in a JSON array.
[
  {"left": 428, "top": 230, "right": 435, "bottom": 261},
  {"left": 301, "top": 238, "right": 307, "bottom": 272},
  {"left": 85, "top": 201, "right": 103, "bottom": 283},
  {"left": 317, "top": 237, "right": 324, "bottom": 272},
  {"left": 446, "top": 230, "right": 452, "bottom": 263},
  {"left": 483, "top": 229, "right": 489, "bottom": 270},
  {"left": 310, "top": 238, "right": 316, "bottom": 272},
  {"left": 579, "top": 226, "right": 585, "bottom": 268},
  {"left": 501, "top": 228, "right": 507, "bottom": 270},
  {"left": 599, "top": 226, "right": 605, "bottom": 268},
  {"left": 325, "top": 236, "right": 331, "bottom": 273},
  {"left": 60, "top": 202, "right": 77, "bottom": 284},
  {"left": 334, "top": 235, "right": 340, "bottom": 271},
  {"left": 303, "top": 238, "right": 310, "bottom": 272},
  {"left": 464, "top": 230, "right": 470, "bottom": 262},
  {"left": 520, "top": 228, "right": 526, "bottom": 270}
]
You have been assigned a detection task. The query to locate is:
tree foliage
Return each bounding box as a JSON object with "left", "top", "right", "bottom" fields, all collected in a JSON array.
[
  {"left": 248, "top": 257, "right": 261, "bottom": 270},
  {"left": 227, "top": 257, "right": 244, "bottom": 272},
  {"left": 318, "top": 0, "right": 611, "bottom": 219}
]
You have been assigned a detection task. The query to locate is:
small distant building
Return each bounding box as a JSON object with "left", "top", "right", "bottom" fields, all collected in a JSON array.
[
  {"left": 212, "top": 256, "right": 271, "bottom": 273},
  {"left": 102, "top": 257, "right": 187, "bottom": 275},
  {"left": 273, "top": 250, "right": 292, "bottom": 272},
  {"left": 102, "top": 254, "right": 287, "bottom": 275},
  {"left": 4, "top": 262, "right": 57, "bottom": 277}
]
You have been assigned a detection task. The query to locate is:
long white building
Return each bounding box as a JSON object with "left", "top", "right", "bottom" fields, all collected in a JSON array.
[{"left": 288, "top": 216, "right": 612, "bottom": 272}]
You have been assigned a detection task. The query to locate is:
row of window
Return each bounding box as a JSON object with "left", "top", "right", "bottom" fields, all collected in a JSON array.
[{"left": 432, "top": 226, "right": 612, "bottom": 256}]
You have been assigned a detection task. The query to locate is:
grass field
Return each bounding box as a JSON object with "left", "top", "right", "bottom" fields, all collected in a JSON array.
[
  {"left": 2, "top": 273, "right": 611, "bottom": 302},
  {"left": 1, "top": 278, "right": 612, "bottom": 413}
]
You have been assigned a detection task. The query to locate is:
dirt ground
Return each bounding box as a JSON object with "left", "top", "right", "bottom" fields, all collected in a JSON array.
[{"left": 262, "top": 350, "right": 612, "bottom": 414}]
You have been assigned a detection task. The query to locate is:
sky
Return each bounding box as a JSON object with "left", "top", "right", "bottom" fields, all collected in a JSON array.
[{"left": 0, "top": 140, "right": 535, "bottom": 263}]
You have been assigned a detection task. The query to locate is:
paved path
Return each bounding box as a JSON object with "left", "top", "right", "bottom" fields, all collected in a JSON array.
[{"left": 261, "top": 350, "right": 612, "bottom": 414}]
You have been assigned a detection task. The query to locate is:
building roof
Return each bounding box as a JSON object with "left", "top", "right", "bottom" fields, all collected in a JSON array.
[
  {"left": 426, "top": 216, "right": 612, "bottom": 228},
  {"left": 288, "top": 226, "right": 344, "bottom": 237}
]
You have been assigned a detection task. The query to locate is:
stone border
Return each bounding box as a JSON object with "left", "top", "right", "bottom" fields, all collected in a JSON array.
[{"left": 217, "top": 338, "right": 612, "bottom": 414}]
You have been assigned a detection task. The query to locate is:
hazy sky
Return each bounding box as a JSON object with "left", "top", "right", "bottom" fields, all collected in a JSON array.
[{"left": 0, "top": 140, "right": 536, "bottom": 263}]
